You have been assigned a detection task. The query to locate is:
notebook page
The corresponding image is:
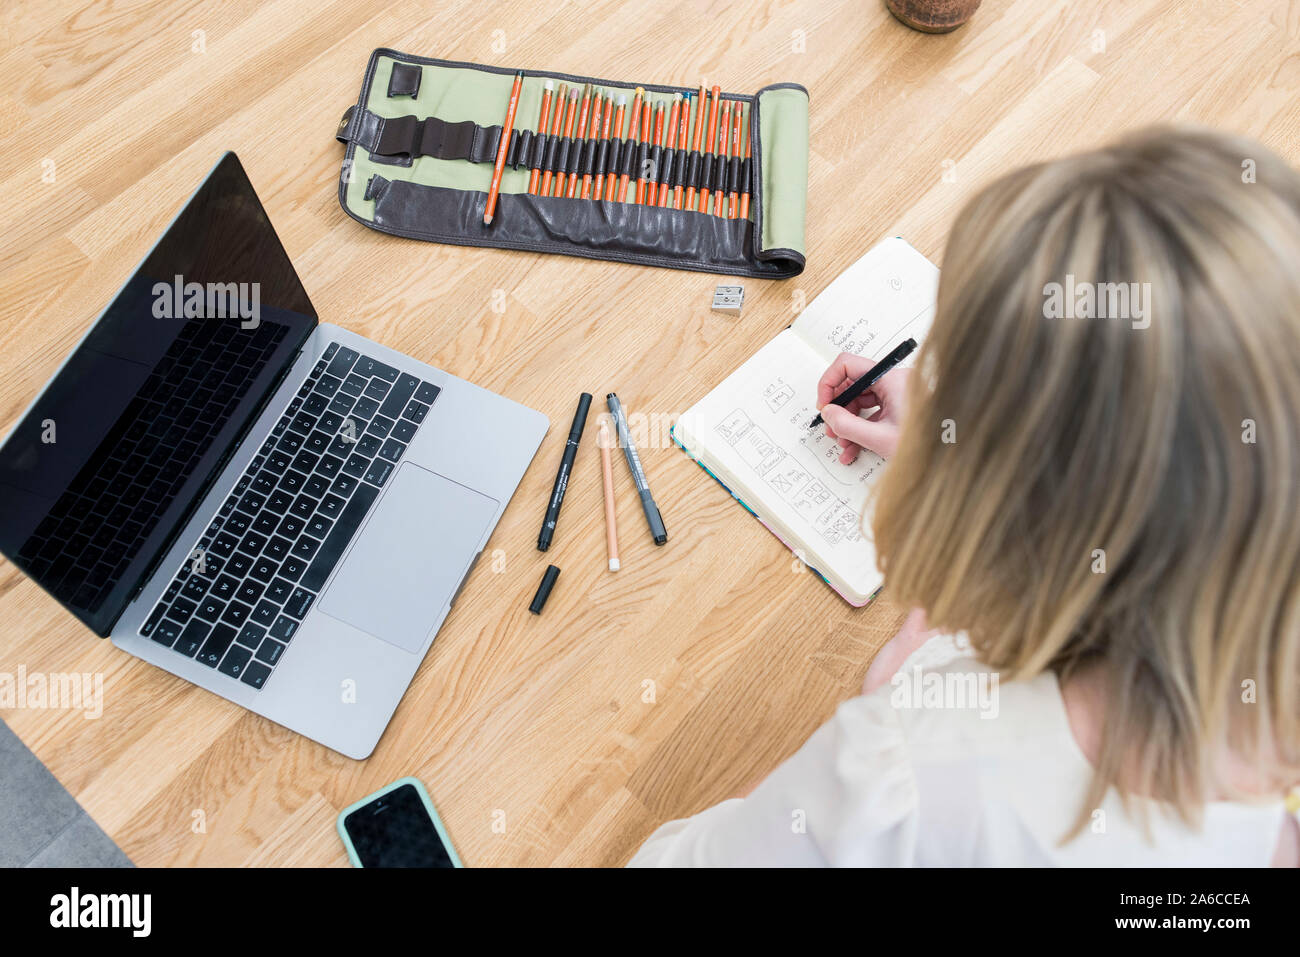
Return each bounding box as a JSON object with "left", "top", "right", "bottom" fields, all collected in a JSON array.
[
  {"left": 676, "top": 330, "right": 887, "bottom": 597},
  {"left": 792, "top": 237, "right": 940, "bottom": 365}
]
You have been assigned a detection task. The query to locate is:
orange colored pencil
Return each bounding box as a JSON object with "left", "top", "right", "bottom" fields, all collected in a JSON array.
[
  {"left": 527, "top": 80, "right": 554, "bottom": 195},
  {"left": 635, "top": 99, "right": 653, "bottom": 204},
  {"left": 714, "top": 100, "right": 732, "bottom": 217},
  {"left": 483, "top": 70, "right": 523, "bottom": 226},
  {"left": 619, "top": 87, "right": 644, "bottom": 202},
  {"left": 685, "top": 83, "right": 705, "bottom": 209},
  {"left": 605, "top": 95, "right": 626, "bottom": 201},
  {"left": 739, "top": 107, "right": 752, "bottom": 220},
  {"left": 553, "top": 88, "right": 579, "bottom": 197},
  {"left": 592, "top": 93, "right": 613, "bottom": 199},
  {"left": 540, "top": 81, "right": 567, "bottom": 197},
  {"left": 658, "top": 95, "right": 680, "bottom": 206},
  {"left": 699, "top": 85, "right": 720, "bottom": 213},
  {"left": 673, "top": 92, "right": 691, "bottom": 209},
  {"left": 582, "top": 91, "right": 603, "bottom": 199},
  {"left": 567, "top": 85, "right": 593, "bottom": 198},
  {"left": 728, "top": 101, "right": 743, "bottom": 217}
]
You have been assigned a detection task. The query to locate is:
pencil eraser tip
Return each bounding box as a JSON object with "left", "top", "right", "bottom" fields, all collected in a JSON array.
[{"left": 609, "top": 559, "right": 620, "bottom": 572}]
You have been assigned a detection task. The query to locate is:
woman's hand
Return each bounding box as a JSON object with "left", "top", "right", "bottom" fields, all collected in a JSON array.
[{"left": 816, "top": 353, "right": 910, "bottom": 463}]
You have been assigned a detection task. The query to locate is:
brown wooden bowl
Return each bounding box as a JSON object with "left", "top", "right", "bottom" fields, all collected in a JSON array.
[{"left": 885, "top": 0, "right": 983, "bottom": 33}]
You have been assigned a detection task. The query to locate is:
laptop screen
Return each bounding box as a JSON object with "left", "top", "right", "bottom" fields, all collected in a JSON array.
[{"left": 0, "top": 153, "right": 317, "bottom": 635}]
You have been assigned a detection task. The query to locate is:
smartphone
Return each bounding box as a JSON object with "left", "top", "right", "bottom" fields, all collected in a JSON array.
[{"left": 337, "top": 777, "right": 463, "bottom": 868}]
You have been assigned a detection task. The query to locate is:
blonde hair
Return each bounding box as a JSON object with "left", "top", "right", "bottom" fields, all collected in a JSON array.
[{"left": 872, "top": 127, "right": 1300, "bottom": 837}]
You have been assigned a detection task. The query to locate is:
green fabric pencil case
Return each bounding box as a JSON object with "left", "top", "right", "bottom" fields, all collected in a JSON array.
[{"left": 334, "top": 50, "right": 809, "bottom": 279}]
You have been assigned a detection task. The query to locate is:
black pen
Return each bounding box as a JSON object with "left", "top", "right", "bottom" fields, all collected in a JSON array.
[
  {"left": 538, "top": 393, "right": 592, "bottom": 551},
  {"left": 809, "top": 338, "right": 917, "bottom": 429},
  {"left": 606, "top": 393, "right": 667, "bottom": 545}
]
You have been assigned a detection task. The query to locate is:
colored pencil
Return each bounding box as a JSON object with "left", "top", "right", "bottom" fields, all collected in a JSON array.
[
  {"left": 685, "top": 82, "right": 706, "bottom": 209},
  {"left": 540, "top": 81, "right": 568, "bottom": 197},
  {"left": 714, "top": 100, "right": 732, "bottom": 217},
  {"left": 658, "top": 94, "right": 680, "bottom": 206},
  {"left": 699, "top": 85, "right": 720, "bottom": 213},
  {"left": 527, "top": 80, "right": 554, "bottom": 196},
  {"left": 605, "top": 95, "right": 626, "bottom": 202},
  {"left": 553, "top": 88, "right": 579, "bottom": 197},
  {"left": 728, "top": 100, "right": 743, "bottom": 217},
  {"left": 483, "top": 70, "right": 523, "bottom": 226},
  {"left": 619, "top": 87, "right": 644, "bottom": 203},
  {"left": 739, "top": 106, "right": 752, "bottom": 221},
  {"left": 567, "top": 84, "right": 593, "bottom": 199}
]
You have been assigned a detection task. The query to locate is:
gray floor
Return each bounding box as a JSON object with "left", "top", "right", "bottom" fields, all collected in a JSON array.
[{"left": 0, "top": 719, "right": 132, "bottom": 867}]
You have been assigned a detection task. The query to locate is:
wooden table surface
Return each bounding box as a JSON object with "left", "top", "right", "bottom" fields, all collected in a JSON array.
[{"left": 0, "top": 0, "right": 1295, "bottom": 867}]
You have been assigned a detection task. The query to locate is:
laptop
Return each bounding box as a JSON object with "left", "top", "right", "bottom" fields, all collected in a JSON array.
[{"left": 0, "top": 152, "right": 548, "bottom": 758}]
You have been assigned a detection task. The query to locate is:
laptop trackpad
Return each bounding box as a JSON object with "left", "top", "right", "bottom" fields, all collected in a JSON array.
[{"left": 320, "top": 464, "right": 498, "bottom": 654}]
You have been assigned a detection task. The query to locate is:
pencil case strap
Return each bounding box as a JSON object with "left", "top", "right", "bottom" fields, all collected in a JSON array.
[{"left": 342, "top": 108, "right": 534, "bottom": 168}]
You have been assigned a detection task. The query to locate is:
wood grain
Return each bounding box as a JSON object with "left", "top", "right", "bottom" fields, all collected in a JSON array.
[{"left": 0, "top": 0, "right": 1295, "bottom": 867}]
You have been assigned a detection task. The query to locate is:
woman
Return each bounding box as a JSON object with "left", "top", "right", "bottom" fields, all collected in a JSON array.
[{"left": 630, "top": 127, "right": 1300, "bottom": 866}]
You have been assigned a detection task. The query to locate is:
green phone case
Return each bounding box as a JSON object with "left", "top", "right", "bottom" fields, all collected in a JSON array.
[{"left": 336, "top": 776, "right": 464, "bottom": 868}]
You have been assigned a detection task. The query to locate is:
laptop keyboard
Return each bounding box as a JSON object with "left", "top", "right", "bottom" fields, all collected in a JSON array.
[{"left": 138, "top": 342, "right": 440, "bottom": 691}]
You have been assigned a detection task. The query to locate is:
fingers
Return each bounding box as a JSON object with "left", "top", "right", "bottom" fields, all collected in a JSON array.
[
  {"left": 820, "top": 403, "right": 900, "bottom": 459},
  {"left": 816, "top": 352, "right": 876, "bottom": 408}
]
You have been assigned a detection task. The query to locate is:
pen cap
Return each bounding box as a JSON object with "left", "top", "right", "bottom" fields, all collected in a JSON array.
[
  {"left": 569, "top": 393, "right": 593, "bottom": 440},
  {"left": 529, "top": 564, "right": 561, "bottom": 614}
]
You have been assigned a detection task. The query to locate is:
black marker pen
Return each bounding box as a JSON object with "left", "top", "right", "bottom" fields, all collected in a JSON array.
[
  {"left": 538, "top": 393, "right": 592, "bottom": 551},
  {"left": 607, "top": 393, "right": 667, "bottom": 545}
]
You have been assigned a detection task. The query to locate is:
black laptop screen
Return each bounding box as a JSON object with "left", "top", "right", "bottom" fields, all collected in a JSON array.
[{"left": 0, "top": 153, "right": 317, "bottom": 635}]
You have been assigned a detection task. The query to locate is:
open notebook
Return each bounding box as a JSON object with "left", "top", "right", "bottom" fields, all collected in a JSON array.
[{"left": 673, "top": 238, "right": 939, "bottom": 605}]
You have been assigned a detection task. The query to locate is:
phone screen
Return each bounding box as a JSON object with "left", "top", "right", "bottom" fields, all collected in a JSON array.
[{"left": 342, "top": 783, "right": 455, "bottom": 868}]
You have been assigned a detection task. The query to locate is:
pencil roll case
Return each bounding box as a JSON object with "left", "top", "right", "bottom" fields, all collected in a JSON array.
[{"left": 334, "top": 50, "right": 809, "bottom": 279}]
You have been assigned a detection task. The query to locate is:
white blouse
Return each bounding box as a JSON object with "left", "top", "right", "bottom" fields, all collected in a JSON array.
[{"left": 628, "top": 636, "right": 1292, "bottom": 866}]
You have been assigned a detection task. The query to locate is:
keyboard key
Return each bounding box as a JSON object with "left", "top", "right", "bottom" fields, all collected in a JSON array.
[
  {"left": 255, "top": 638, "right": 286, "bottom": 665},
  {"left": 267, "top": 451, "right": 292, "bottom": 474},
  {"left": 236, "top": 579, "right": 264, "bottom": 605},
  {"left": 196, "top": 624, "right": 237, "bottom": 667},
  {"left": 378, "top": 438, "right": 407, "bottom": 463},
  {"left": 277, "top": 432, "right": 302, "bottom": 454},
  {"left": 363, "top": 378, "right": 389, "bottom": 401},
  {"left": 366, "top": 415, "right": 394, "bottom": 439},
  {"left": 303, "top": 394, "right": 329, "bottom": 416},
  {"left": 355, "top": 434, "right": 381, "bottom": 458},
  {"left": 251, "top": 600, "right": 279, "bottom": 626},
  {"left": 279, "top": 557, "right": 307, "bottom": 582},
  {"left": 265, "top": 535, "right": 292, "bottom": 562},
  {"left": 291, "top": 412, "right": 318, "bottom": 435},
  {"left": 332, "top": 474, "right": 359, "bottom": 497},
  {"left": 277, "top": 515, "right": 305, "bottom": 538},
  {"left": 182, "top": 576, "right": 209, "bottom": 601},
  {"left": 290, "top": 495, "right": 318, "bottom": 520},
  {"left": 391, "top": 419, "right": 417, "bottom": 443},
  {"left": 304, "top": 430, "right": 330, "bottom": 455},
  {"left": 212, "top": 574, "right": 240, "bottom": 600},
  {"left": 292, "top": 450, "right": 320, "bottom": 474},
  {"left": 325, "top": 346, "right": 359, "bottom": 379},
  {"left": 291, "top": 536, "right": 320, "bottom": 560},
  {"left": 241, "top": 661, "right": 272, "bottom": 690},
  {"left": 175, "top": 620, "right": 207, "bottom": 657},
  {"left": 210, "top": 533, "right": 239, "bottom": 558},
  {"left": 379, "top": 373, "right": 419, "bottom": 419},
  {"left": 265, "top": 577, "right": 293, "bottom": 604},
  {"left": 221, "top": 600, "right": 251, "bottom": 627},
  {"left": 218, "top": 644, "right": 252, "bottom": 679},
  {"left": 252, "top": 512, "right": 279, "bottom": 535},
  {"left": 266, "top": 490, "right": 294, "bottom": 514},
  {"left": 316, "top": 374, "right": 342, "bottom": 398},
  {"left": 343, "top": 454, "right": 368, "bottom": 478},
  {"left": 415, "top": 381, "right": 440, "bottom": 404},
  {"left": 224, "top": 511, "right": 251, "bottom": 535},
  {"left": 270, "top": 615, "right": 299, "bottom": 642},
  {"left": 402, "top": 400, "right": 429, "bottom": 424},
  {"left": 328, "top": 393, "right": 355, "bottom": 415},
  {"left": 250, "top": 557, "right": 278, "bottom": 583},
  {"left": 363, "top": 459, "right": 393, "bottom": 487},
  {"left": 141, "top": 604, "right": 167, "bottom": 637},
  {"left": 236, "top": 622, "right": 267, "bottom": 649},
  {"left": 301, "top": 481, "right": 379, "bottom": 591},
  {"left": 284, "top": 588, "right": 315, "bottom": 620},
  {"left": 303, "top": 474, "right": 330, "bottom": 499},
  {"left": 280, "top": 470, "right": 305, "bottom": 494},
  {"left": 197, "top": 596, "right": 226, "bottom": 622},
  {"left": 319, "top": 494, "right": 346, "bottom": 518},
  {"left": 170, "top": 597, "right": 197, "bottom": 621},
  {"left": 352, "top": 396, "right": 380, "bottom": 421},
  {"left": 306, "top": 514, "right": 332, "bottom": 538},
  {"left": 238, "top": 531, "right": 268, "bottom": 555},
  {"left": 152, "top": 617, "right": 183, "bottom": 647},
  {"left": 225, "top": 552, "right": 253, "bottom": 578},
  {"left": 356, "top": 357, "right": 399, "bottom": 382},
  {"left": 318, "top": 411, "right": 344, "bottom": 434}
]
